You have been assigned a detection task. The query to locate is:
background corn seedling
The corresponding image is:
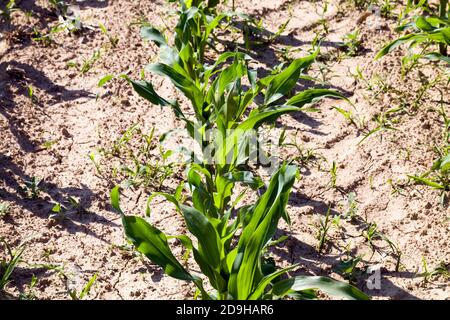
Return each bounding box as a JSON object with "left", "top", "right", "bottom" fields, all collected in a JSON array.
[
  {"left": 409, "top": 147, "right": 450, "bottom": 204},
  {"left": 90, "top": 125, "right": 179, "bottom": 191},
  {"left": 0, "top": 203, "right": 10, "bottom": 218},
  {"left": 0, "top": 0, "right": 16, "bottom": 22},
  {"left": 376, "top": 0, "right": 450, "bottom": 64},
  {"left": 0, "top": 237, "right": 27, "bottom": 291}
]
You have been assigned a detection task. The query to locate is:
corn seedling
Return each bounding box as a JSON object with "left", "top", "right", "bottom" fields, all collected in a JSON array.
[
  {"left": 376, "top": 0, "right": 450, "bottom": 64},
  {"left": 89, "top": 151, "right": 103, "bottom": 176},
  {"left": 49, "top": 202, "right": 67, "bottom": 221},
  {"left": 317, "top": 1, "right": 330, "bottom": 35},
  {"left": 387, "top": 178, "right": 407, "bottom": 196},
  {"left": 363, "top": 222, "right": 379, "bottom": 250},
  {"left": 112, "top": 164, "right": 369, "bottom": 300},
  {"left": 69, "top": 273, "right": 98, "bottom": 300},
  {"left": 343, "top": 192, "right": 358, "bottom": 221},
  {"left": 40, "top": 139, "right": 58, "bottom": 150},
  {"left": 278, "top": 128, "right": 323, "bottom": 168},
  {"left": 335, "top": 256, "right": 364, "bottom": 283},
  {"left": 22, "top": 176, "right": 42, "bottom": 199},
  {"left": 0, "top": 0, "right": 16, "bottom": 21},
  {"left": 334, "top": 106, "right": 360, "bottom": 128},
  {"left": 338, "top": 29, "right": 363, "bottom": 57},
  {"left": 316, "top": 206, "right": 333, "bottom": 253},
  {"left": 0, "top": 203, "right": 10, "bottom": 218},
  {"left": 362, "top": 222, "right": 402, "bottom": 270},
  {"left": 99, "top": 22, "right": 119, "bottom": 48},
  {"left": 359, "top": 107, "right": 400, "bottom": 144},
  {"left": 0, "top": 237, "right": 27, "bottom": 291},
  {"left": 418, "top": 257, "right": 450, "bottom": 282},
  {"left": 32, "top": 27, "right": 55, "bottom": 47},
  {"left": 68, "top": 50, "right": 101, "bottom": 75},
  {"left": 330, "top": 161, "right": 338, "bottom": 189},
  {"left": 27, "top": 85, "right": 38, "bottom": 104},
  {"left": 18, "top": 275, "right": 38, "bottom": 300},
  {"left": 380, "top": 0, "right": 395, "bottom": 18},
  {"left": 409, "top": 147, "right": 450, "bottom": 204}
]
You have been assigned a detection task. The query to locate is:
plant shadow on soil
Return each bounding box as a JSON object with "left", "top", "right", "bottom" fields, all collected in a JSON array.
[
  {"left": 0, "top": 60, "right": 95, "bottom": 152},
  {"left": 269, "top": 228, "right": 421, "bottom": 299},
  {"left": 259, "top": 187, "right": 421, "bottom": 299},
  {"left": 0, "top": 0, "right": 106, "bottom": 57},
  {"left": 0, "top": 61, "right": 113, "bottom": 240},
  {"left": 0, "top": 153, "right": 117, "bottom": 243}
]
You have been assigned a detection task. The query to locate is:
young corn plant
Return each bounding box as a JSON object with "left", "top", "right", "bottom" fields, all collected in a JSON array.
[
  {"left": 93, "top": 125, "right": 178, "bottom": 191},
  {"left": 409, "top": 147, "right": 450, "bottom": 204},
  {"left": 338, "top": 29, "right": 363, "bottom": 57},
  {"left": 0, "top": 202, "right": 10, "bottom": 218},
  {"left": 126, "top": 40, "right": 345, "bottom": 218},
  {"left": 0, "top": 0, "right": 16, "bottom": 22},
  {"left": 111, "top": 164, "right": 369, "bottom": 300},
  {"left": 376, "top": 0, "right": 450, "bottom": 64},
  {"left": 0, "top": 237, "right": 27, "bottom": 291}
]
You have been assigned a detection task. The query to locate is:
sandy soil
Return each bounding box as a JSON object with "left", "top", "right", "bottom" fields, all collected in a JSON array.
[{"left": 0, "top": 0, "right": 449, "bottom": 300}]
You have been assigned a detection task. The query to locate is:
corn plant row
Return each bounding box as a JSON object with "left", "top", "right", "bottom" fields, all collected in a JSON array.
[{"left": 111, "top": 0, "right": 369, "bottom": 300}]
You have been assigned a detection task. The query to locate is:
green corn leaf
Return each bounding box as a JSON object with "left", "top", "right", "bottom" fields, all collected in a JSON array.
[
  {"left": 215, "top": 106, "right": 299, "bottom": 167},
  {"left": 124, "top": 76, "right": 195, "bottom": 136},
  {"left": 439, "top": 154, "right": 450, "bottom": 173},
  {"left": 222, "top": 171, "right": 264, "bottom": 190},
  {"left": 129, "top": 79, "right": 171, "bottom": 106},
  {"left": 264, "top": 51, "right": 318, "bottom": 105},
  {"left": 408, "top": 175, "right": 445, "bottom": 189},
  {"left": 179, "top": 205, "right": 223, "bottom": 269},
  {"left": 203, "top": 52, "right": 251, "bottom": 83},
  {"left": 248, "top": 264, "right": 298, "bottom": 300},
  {"left": 271, "top": 275, "right": 370, "bottom": 300},
  {"left": 286, "top": 88, "right": 346, "bottom": 109},
  {"left": 238, "top": 106, "right": 300, "bottom": 131},
  {"left": 110, "top": 185, "right": 123, "bottom": 215},
  {"left": 141, "top": 26, "right": 167, "bottom": 47},
  {"left": 98, "top": 74, "right": 114, "bottom": 87},
  {"left": 122, "top": 214, "right": 212, "bottom": 299},
  {"left": 111, "top": 187, "right": 195, "bottom": 282},
  {"left": 228, "top": 164, "right": 298, "bottom": 299},
  {"left": 78, "top": 273, "right": 98, "bottom": 300},
  {"left": 375, "top": 34, "right": 423, "bottom": 59},
  {"left": 0, "top": 239, "right": 26, "bottom": 290},
  {"left": 146, "top": 63, "right": 204, "bottom": 117},
  {"left": 428, "top": 27, "right": 450, "bottom": 45},
  {"left": 122, "top": 215, "right": 195, "bottom": 281},
  {"left": 145, "top": 191, "right": 181, "bottom": 217},
  {"left": 425, "top": 52, "right": 450, "bottom": 64},
  {"left": 416, "top": 16, "right": 434, "bottom": 32}
]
